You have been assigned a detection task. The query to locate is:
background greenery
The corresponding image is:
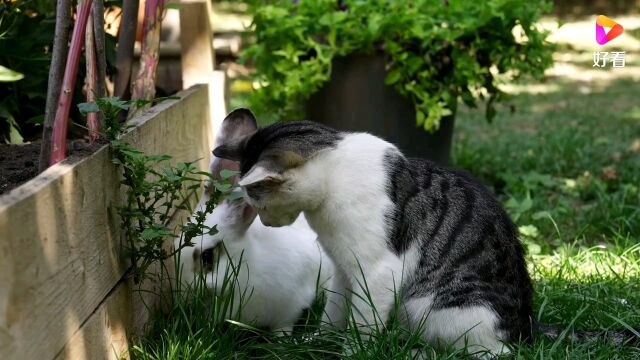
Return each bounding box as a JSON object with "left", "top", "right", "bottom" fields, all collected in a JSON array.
[
  {"left": 0, "top": 0, "right": 59, "bottom": 143},
  {"left": 0, "top": 0, "right": 118, "bottom": 144},
  {"left": 243, "top": 0, "right": 554, "bottom": 130}
]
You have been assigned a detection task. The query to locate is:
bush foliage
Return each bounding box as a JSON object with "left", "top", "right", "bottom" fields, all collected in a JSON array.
[{"left": 243, "top": 0, "right": 554, "bottom": 130}]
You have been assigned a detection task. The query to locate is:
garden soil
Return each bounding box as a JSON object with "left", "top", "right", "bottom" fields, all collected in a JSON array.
[{"left": 0, "top": 139, "right": 104, "bottom": 195}]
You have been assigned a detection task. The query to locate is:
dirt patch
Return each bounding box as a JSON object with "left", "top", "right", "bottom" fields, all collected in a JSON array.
[
  {"left": 0, "top": 139, "right": 106, "bottom": 195},
  {"left": 0, "top": 142, "right": 41, "bottom": 195}
]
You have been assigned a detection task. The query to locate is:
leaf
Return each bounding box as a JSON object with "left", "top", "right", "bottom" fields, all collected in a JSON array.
[
  {"left": 416, "top": 110, "right": 425, "bottom": 127},
  {"left": 385, "top": 68, "right": 403, "bottom": 85},
  {"left": 213, "top": 182, "right": 232, "bottom": 192},
  {"left": 219, "top": 169, "right": 238, "bottom": 180},
  {"left": 518, "top": 224, "right": 539, "bottom": 238},
  {"left": 461, "top": 89, "right": 477, "bottom": 108},
  {"left": 141, "top": 228, "right": 161, "bottom": 240},
  {"left": 78, "top": 101, "right": 100, "bottom": 115},
  {"left": 8, "top": 120, "right": 24, "bottom": 144},
  {"left": 225, "top": 191, "right": 245, "bottom": 201},
  {"left": 1, "top": 113, "right": 23, "bottom": 144},
  {"left": 27, "top": 114, "right": 44, "bottom": 125},
  {"left": 532, "top": 211, "right": 551, "bottom": 220},
  {"left": 526, "top": 241, "right": 541, "bottom": 255},
  {"left": 520, "top": 197, "right": 533, "bottom": 212},
  {"left": 146, "top": 154, "right": 172, "bottom": 162},
  {"left": 0, "top": 65, "right": 25, "bottom": 82}
]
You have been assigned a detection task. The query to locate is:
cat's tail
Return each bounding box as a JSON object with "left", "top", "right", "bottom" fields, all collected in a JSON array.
[{"left": 533, "top": 321, "right": 640, "bottom": 346}]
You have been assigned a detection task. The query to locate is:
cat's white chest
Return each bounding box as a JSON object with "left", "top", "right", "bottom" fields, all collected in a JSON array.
[{"left": 305, "top": 133, "right": 409, "bottom": 284}]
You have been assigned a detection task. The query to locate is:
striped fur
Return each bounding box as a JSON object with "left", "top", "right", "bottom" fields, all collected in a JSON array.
[{"left": 384, "top": 149, "right": 533, "bottom": 343}]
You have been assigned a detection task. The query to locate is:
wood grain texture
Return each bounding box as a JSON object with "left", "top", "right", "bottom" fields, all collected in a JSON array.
[
  {"left": 53, "top": 280, "right": 131, "bottom": 360},
  {"left": 0, "top": 85, "right": 213, "bottom": 360}
]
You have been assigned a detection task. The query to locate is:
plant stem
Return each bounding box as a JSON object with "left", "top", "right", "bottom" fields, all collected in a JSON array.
[
  {"left": 114, "top": 0, "right": 139, "bottom": 105},
  {"left": 39, "top": 0, "right": 72, "bottom": 172},
  {"left": 129, "top": 0, "right": 166, "bottom": 117},
  {"left": 92, "top": 0, "right": 107, "bottom": 100},
  {"left": 50, "top": 0, "right": 94, "bottom": 166},
  {"left": 86, "top": 13, "right": 99, "bottom": 143}
]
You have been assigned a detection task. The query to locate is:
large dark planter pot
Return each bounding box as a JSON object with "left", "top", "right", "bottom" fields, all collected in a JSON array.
[{"left": 306, "top": 54, "right": 456, "bottom": 165}]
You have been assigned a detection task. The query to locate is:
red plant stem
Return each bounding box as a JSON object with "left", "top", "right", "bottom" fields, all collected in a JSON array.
[
  {"left": 50, "top": 0, "right": 94, "bottom": 165},
  {"left": 85, "top": 13, "right": 99, "bottom": 143},
  {"left": 130, "top": 0, "right": 165, "bottom": 115},
  {"left": 39, "top": 0, "right": 71, "bottom": 172}
]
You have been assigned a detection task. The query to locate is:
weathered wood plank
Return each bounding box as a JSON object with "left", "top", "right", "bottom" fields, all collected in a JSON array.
[
  {"left": 53, "top": 280, "right": 131, "bottom": 360},
  {"left": 0, "top": 84, "right": 213, "bottom": 360}
]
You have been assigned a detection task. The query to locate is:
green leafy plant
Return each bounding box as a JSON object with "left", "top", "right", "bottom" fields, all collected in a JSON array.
[
  {"left": 79, "top": 96, "right": 234, "bottom": 283},
  {"left": 243, "top": 0, "right": 554, "bottom": 130},
  {"left": 0, "top": 0, "right": 58, "bottom": 143}
]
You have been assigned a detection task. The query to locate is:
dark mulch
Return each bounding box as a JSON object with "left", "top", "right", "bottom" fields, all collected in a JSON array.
[
  {"left": 0, "top": 141, "right": 41, "bottom": 195},
  {"left": 0, "top": 139, "right": 106, "bottom": 196}
]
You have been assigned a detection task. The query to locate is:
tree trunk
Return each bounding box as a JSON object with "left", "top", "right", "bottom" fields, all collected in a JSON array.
[
  {"left": 114, "top": 0, "right": 139, "bottom": 103},
  {"left": 129, "top": 0, "right": 165, "bottom": 117},
  {"left": 86, "top": 14, "right": 99, "bottom": 143},
  {"left": 39, "top": 0, "right": 72, "bottom": 172},
  {"left": 92, "top": 0, "right": 107, "bottom": 99}
]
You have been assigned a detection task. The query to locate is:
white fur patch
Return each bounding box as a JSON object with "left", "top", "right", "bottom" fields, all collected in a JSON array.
[
  {"left": 402, "top": 295, "right": 508, "bottom": 356},
  {"left": 300, "top": 134, "right": 418, "bottom": 329}
]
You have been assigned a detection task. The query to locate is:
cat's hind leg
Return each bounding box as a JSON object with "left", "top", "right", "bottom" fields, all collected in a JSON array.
[{"left": 401, "top": 296, "right": 509, "bottom": 357}]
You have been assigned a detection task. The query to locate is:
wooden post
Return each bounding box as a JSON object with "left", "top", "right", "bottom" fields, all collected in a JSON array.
[
  {"left": 179, "top": 0, "right": 227, "bottom": 143},
  {"left": 179, "top": 0, "right": 215, "bottom": 89}
]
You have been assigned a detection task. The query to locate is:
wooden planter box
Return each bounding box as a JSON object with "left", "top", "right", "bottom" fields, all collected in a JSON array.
[
  {"left": 306, "top": 54, "right": 456, "bottom": 165},
  {"left": 0, "top": 85, "right": 214, "bottom": 360}
]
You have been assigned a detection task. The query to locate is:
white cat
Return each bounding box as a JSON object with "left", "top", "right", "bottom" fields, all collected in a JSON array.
[{"left": 174, "top": 112, "right": 339, "bottom": 333}]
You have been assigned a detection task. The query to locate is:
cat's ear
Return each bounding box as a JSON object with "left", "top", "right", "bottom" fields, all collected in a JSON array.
[
  {"left": 211, "top": 108, "right": 257, "bottom": 162},
  {"left": 238, "top": 165, "right": 284, "bottom": 187},
  {"left": 212, "top": 137, "right": 247, "bottom": 162},
  {"left": 207, "top": 109, "right": 257, "bottom": 190},
  {"left": 225, "top": 199, "right": 257, "bottom": 235},
  {"left": 215, "top": 108, "right": 257, "bottom": 146}
]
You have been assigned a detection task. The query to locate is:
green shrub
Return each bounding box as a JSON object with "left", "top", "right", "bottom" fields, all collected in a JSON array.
[
  {"left": 243, "top": 0, "right": 554, "bottom": 130},
  {"left": 0, "top": 0, "right": 57, "bottom": 143}
]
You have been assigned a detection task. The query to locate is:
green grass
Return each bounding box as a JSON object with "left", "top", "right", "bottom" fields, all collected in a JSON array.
[
  {"left": 130, "top": 47, "right": 640, "bottom": 358},
  {"left": 130, "top": 242, "right": 640, "bottom": 359}
]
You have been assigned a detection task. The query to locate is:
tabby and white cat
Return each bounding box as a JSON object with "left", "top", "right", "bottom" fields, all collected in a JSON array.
[{"left": 213, "top": 109, "right": 532, "bottom": 355}]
